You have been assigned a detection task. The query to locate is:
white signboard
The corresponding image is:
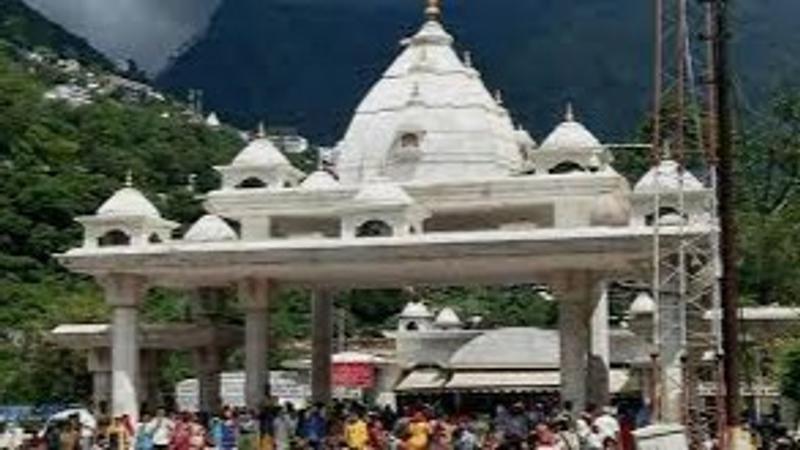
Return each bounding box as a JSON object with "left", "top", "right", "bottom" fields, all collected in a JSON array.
[
  {"left": 632, "top": 424, "right": 688, "bottom": 450},
  {"left": 176, "top": 371, "right": 311, "bottom": 412}
]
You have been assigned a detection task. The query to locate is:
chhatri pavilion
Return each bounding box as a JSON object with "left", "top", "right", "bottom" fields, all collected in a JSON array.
[{"left": 56, "top": 0, "right": 711, "bottom": 423}]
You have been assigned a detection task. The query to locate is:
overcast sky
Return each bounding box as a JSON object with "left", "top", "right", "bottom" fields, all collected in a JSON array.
[{"left": 23, "top": 0, "right": 221, "bottom": 73}]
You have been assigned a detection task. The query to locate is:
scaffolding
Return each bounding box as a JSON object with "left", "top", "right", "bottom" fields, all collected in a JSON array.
[{"left": 650, "top": 0, "right": 725, "bottom": 446}]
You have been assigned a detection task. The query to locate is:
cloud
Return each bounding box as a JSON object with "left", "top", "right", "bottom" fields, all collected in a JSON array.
[{"left": 23, "top": 0, "right": 221, "bottom": 73}]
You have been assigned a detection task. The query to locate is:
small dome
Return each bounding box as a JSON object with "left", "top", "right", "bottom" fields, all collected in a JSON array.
[
  {"left": 629, "top": 291, "right": 656, "bottom": 316},
  {"left": 301, "top": 170, "right": 340, "bottom": 190},
  {"left": 515, "top": 128, "right": 536, "bottom": 148},
  {"left": 540, "top": 105, "right": 601, "bottom": 151},
  {"left": 206, "top": 112, "right": 221, "bottom": 127},
  {"left": 231, "top": 137, "right": 292, "bottom": 168},
  {"left": 435, "top": 307, "right": 462, "bottom": 328},
  {"left": 634, "top": 159, "right": 704, "bottom": 193},
  {"left": 184, "top": 215, "right": 238, "bottom": 242},
  {"left": 590, "top": 193, "right": 631, "bottom": 226},
  {"left": 401, "top": 301, "right": 433, "bottom": 319},
  {"left": 97, "top": 186, "right": 161, "bottom": 218},
  {"left": 354, "top": 179, "right": 415, "bottom": 206}
]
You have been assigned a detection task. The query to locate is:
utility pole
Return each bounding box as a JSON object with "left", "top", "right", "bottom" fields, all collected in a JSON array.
[{"left": 711, "top": 0, "right": 741, "bottom": 443}]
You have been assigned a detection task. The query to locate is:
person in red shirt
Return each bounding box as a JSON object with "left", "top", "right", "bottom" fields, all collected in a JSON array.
[{"left": 170, "top": 413, "right": 191, "bottom": 450}]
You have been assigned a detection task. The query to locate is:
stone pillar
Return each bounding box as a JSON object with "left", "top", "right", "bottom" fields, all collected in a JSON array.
[
  {"left": 194, "top": 346, "right": 222, "bottom": 413},
  {"left": 103, "top": 275, "right": 147, "bottom": 422},
  {"left": 241, "top": 217, "right": 272, "bottom": 241},
  {"left": 588, "top": 284, "right": 611, "bottom": 407},
  {"left": 552, "top": 271, "right": 598, "bottom": 413},
  {"left": 311, "top": 289, "right": 334, "bottom": 404},
  {"left": 657, "top": 289, "right": 684, "bottom": 423},
  {"left": 240, "top": 278, "right": 272, "bottom": 410}
]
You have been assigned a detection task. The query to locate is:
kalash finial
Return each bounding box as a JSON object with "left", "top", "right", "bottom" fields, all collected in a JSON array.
[
  {"left": 124, "top": 170, "right": 134, "bottom": 187},
  {"left": 256, "top": 121, "right": 266, "bottom": 139},
  {"left": 565, "top": 102, "right": 575, "bottom": 122},
  {"left": 425, "top": 0, "right": 441, "bottom": 21},
  {"left": 494, "top": 89, "right": 504, "bottom": 106}
]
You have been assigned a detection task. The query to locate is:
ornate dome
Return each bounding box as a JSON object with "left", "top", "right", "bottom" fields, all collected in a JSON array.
[
  {"left": 590, "top": 192, "right": 631, "bottom": 226},
  {"left": 334, "top": 11, "right": 523, "bottom": 184},
  {"left": 354, "top": 179, "right": 415, "bottom": 206},
  {"left": 300, "top": 170, "right": 340, "bottom": 190},
  {"left": 97, "top": 186, "right": 161, "bottom": 218},
  {"left": 450, "top": 328, "right": 559, "bottom": 369},
  {"left": 184, "top": 215, "right": 238, "bottom": 242},
  {"left": 231, "top": 137, "right": 292, "bottom": 168},
  {"left": 634, "top": 159, "right": 704, "bottom": 193},
  {"left": 629, "top": 291, "right": 656, "bottom": 316},
  {"left": 400, "top": 301, "right": 433, "bottom": 319},
  {"left": 539, "top": 106, "right": 601, "bottom": 152},
  {"left": 435, "top": 307, "right": 462, "bottom": 328}
]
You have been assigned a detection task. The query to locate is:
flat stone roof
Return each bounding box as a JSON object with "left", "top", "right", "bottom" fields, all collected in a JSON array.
[
  {"left": 57, "top": 226, "right": 707, "bottom": 288},
  {"left": 50, "top": 323, "right": 243, "bottom": 350}
]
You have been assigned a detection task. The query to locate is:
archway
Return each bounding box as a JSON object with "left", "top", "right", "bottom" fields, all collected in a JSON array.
[
  {"left": 356, "top": 220, "right": 393, "bottom": 238},
  {"left": 549, "top": 161, "right": 585, "bottom": 175},
  {"left": 236, "top": 177, "right": 267, "bottom": 189},
  {"left": 98, "top": 230, "right": 131, "bottom": 247}
]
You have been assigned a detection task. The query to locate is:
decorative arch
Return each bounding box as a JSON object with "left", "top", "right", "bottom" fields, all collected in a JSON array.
[
  {"left": 148, "top": 233, "right": 162, "bottom": 244},
  {"left": 98, "top": 229, "right": 131, "bottom": 247},
  {"left": 400, "top": 132, "right": 421, "bottom": 149},
  {"left": 236, "top": 177, "right": 268, "bottom": 189},
  {"left": 645, "top": 206, "right": 688, "bottom": 226},
  {"left": 356, "top": 220, "right": 393, "bottom": 238},
  {"left": 405, "top": 321, "right": 419, "bottom": 331},
  {"left": 549, "top": 161, "right": 585, "bottom": 175}
]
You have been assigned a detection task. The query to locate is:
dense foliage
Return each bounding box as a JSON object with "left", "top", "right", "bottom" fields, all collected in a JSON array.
[
  {"left": 778, "top": 340, "right": 800, "bottom": 404},
  {"left": 0, "top": 41, "right": 244, "bottom": 402},
  {"left": 0, "top": 0, "right": 110, "bottom": 68}
]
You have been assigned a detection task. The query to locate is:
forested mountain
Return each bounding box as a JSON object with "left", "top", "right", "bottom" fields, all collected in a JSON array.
[
  {"left": 0, "top": 0, "right": 110, "bottom": 68},
  {"left": 156, "top": 0, "right": 800, "bottom": 143}
]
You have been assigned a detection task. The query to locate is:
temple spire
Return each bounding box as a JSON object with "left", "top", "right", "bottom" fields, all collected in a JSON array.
[
  {"left": 565, "top": 102, "right": 575, "bottom": 122},
  {"left": 425, "top": 0, "right": 441, "bottom": 21}
]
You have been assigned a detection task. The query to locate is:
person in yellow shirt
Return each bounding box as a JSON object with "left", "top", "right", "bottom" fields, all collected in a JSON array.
[
  {"left": 344, "top": 412, "right": 369, "bottom": 450},
  {"left": 406, "top": 412, "right": 431, "bottom": 450},
  {"left": 106, "top": 416, "right": 131, "bottom": 450}
]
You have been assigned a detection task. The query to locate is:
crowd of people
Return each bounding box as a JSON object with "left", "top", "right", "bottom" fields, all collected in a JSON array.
[{"left": 36, "top": 400, "right": 635, "bottom": 450}]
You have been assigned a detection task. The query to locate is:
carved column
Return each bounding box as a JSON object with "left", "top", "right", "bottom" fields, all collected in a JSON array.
[
  {"left": 102, "top": 275, "right": 147, "bottom": 422},
  {"left": 240, "top": 279, "right": 272, "bottom": 410},
  {"left": 551, "top": 271, "right": 601, "bottom": 413},
  {"left": 589, "top": 284, "right": 611, "bottom": 407},
  {"left": 311, "top": 289, "right": 334, "bottom": 404}
]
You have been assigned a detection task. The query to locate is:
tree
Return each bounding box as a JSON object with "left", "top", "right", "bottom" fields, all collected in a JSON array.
[
  {"left": 737, "top": 89, "right": 800, "bottom": 305},
  {"left": 777, "top": 340, "right": 800, "bottom": 404}
]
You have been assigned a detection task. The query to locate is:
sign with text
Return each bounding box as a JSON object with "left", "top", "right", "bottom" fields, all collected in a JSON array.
[{"left": 332, "top": 362, "right": 375, "bottom": 388}]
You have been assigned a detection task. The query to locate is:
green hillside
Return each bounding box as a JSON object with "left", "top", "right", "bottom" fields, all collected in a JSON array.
[
  {"left": 0, "top": 0, "right": 110, "bottom": 68},
  {"left": 0, "top": 34, "right": 247, "bottom": 400}
]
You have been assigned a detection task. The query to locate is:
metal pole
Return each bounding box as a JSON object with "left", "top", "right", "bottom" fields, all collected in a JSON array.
[
  {"left": 652, "top": 0, "right": 664, "bottom": 161},
  {"left": 712, "top": 0, "right": 741, "bottom": 434}
]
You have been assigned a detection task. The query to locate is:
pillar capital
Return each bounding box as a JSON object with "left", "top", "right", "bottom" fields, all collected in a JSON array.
[
  {"left": 238, "top": 278, "right": 274, "bottom": 311},
  {"left": 547, "top": 270, "right": 603, "bottom": 299},
  {"left": 98, "top": 274, "right": 148, "bottom": 307}
]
